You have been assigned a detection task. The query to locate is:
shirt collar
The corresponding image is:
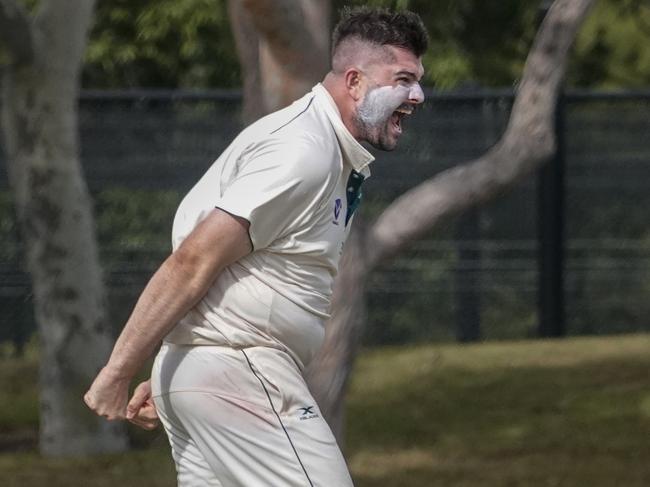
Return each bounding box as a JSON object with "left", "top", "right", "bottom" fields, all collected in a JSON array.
[{"left": 312, "top": 83, "right": 374, "bottom": 177}]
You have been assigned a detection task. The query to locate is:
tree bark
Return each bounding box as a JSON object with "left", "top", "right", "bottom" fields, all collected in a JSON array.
[
  {"left": 227, "top": 0, "right": 264, "bottom": 124},
  {"left": 0, "top": 0, "right": 33, "bottom": 66},
  {"left": 1, "top": 0, "right": 127, "bottom": 456},
  {"left": 305, "top": 0, "right": 595, "bottom": 444},
  {"left": 239, "top": 0, "right": 329, "bottom": 112},
  {"left": 304, "top": 220, "right": 369, "bottom": 437}
]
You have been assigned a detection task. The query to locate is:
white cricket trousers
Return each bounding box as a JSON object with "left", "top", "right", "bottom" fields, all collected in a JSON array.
[{"left": 151, "top": 343, "right": 354, "bottom": 487}]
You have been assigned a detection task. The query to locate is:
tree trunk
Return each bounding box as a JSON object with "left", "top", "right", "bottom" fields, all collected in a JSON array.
[
  {"left": 227, "top": 0, "right": 264, "bottom": 124},
  {"left": 0, "top": 0, "right": 127, "bottom": 456},
  {"left": 238, "top": 0, "right": 329, "bottom": 112},
  {"left": 304, "top": 220, "right": 369, "bottom": 437},
  {"left": 305, "top": 0, "right": 595, "bottom": 444}
]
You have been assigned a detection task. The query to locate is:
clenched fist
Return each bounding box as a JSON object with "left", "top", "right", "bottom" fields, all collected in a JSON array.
[{"left": 84, "top": 366, "right": 131, "bottom": 420}]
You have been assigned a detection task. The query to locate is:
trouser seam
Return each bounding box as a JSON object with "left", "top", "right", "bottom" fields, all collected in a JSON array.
[{"left": 241, "top": 349, "right": 315, "bottom": 487}]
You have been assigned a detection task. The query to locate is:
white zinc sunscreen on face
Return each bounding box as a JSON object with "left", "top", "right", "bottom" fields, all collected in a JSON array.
[
  {"left": 357, "top": 84, "right": 411, "bottom": 127},
  {"left": 408, "top": 82, "right": 424, "bottom": 104}
]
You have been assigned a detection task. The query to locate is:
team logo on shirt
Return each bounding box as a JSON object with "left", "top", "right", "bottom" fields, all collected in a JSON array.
[
  {"left": 298, "top": 405, "right": 319, "bottom": 420},
  {"left": 333, "top": 198, "right": 342, "bottom": 225}
]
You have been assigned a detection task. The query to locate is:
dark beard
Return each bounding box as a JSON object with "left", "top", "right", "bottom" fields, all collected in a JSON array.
[{"left": 353, "top": 114, "right": 398, "bottom": 152}]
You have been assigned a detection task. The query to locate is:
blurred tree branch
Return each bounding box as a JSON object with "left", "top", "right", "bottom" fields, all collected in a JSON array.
[
  {"left": 305, "top": 0, "right": 596, "bottom": 444},
  {"left": 366, "top": 0, "right": 588, "bottom": 267},
  {"left": 232, "top": 0, "right": 329, "bottom": 117},
  {"left": 227, "top": 0, "right": 263, "bottom": 124},
  {"left": 241, "top": 0, "right": 325, "bottom": 77}
]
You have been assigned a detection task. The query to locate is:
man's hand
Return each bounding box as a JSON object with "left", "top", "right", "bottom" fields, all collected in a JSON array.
[
  {"left": 126, "top": 379, "right": 160, "bottom": 430},
  {"left": 84, "top": 366, "right": 131, "bottom": 421}
]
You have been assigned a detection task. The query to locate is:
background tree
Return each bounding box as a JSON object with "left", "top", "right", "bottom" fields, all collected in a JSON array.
[{"left": 0, "top": 0, "right": 127, "bottom": 455}]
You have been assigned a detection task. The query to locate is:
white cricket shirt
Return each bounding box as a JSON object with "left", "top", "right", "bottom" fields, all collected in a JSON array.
[{"left": 164, "top": 84, "right": 374, "bottom": 369}]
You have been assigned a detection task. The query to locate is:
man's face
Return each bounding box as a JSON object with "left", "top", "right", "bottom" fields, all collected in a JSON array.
[{"left": 354, "top": 46, "right": 425, "bottom": 151}]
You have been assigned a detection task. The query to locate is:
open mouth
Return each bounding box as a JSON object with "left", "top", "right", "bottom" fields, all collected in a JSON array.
[{"left": 391, "top": 105, "right": 414, "bottom": 134}]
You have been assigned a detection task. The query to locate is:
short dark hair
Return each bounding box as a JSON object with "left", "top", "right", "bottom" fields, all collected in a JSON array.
[{"left": 332, "top": 6, "right": 429, "bottom": 58}]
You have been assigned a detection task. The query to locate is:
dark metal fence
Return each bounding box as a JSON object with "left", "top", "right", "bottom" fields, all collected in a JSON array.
[{"left": 1, "top": 88, "right": 649, "bottom": 351}]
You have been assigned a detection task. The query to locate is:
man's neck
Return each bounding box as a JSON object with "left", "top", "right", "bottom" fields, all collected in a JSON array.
[{"left": 321, "top": 73, "right": 361, "bottom": 141}]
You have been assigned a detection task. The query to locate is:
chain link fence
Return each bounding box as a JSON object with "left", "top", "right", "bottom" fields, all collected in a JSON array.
[{"left": 1, "top": 89, "right": 649, "bottom": 350}]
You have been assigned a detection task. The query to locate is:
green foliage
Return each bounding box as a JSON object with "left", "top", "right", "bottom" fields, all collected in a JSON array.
[
  {"left": 570, "top": 0, "right": 650, "bottom": 87},
  {"left": 337, "top": 0, "right": 650, "bottom": 89},
  {"left": 3, "top": 0, "right": 647, "bottom": 89},
  {"left": 81, "top": 0, "right": 650, "bottom": 90},
  {"left": 95, "top": 188, "right": 181, "bottom": 256},
  {"left": 84, "top": 0, "right": 240, "bottom": 88},
  {"left": 419, "top": 0, "right": 538, "bottom": 88},
  {"left": 0, "top": 340, "right": 38, "bottom": 432}
]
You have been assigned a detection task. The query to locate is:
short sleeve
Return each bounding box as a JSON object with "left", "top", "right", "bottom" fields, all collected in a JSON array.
[{"left": 216, "top": 135, "right": 329, "bottom": 250}]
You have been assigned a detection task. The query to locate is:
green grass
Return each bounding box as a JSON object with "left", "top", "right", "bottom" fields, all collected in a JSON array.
[
  {"left": 1, "top": 334, "right": 649, "bottom": 486},
  {"left": 347, "top": 334, "right": 650, "bottom": 486},
  {"left": 0, "top": 343, "right": 39, "bottom": 440}
]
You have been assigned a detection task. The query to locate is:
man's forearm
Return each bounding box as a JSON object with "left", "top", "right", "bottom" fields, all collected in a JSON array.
[
  {"left": 102, "top": 252, "right": 210, "bottom": 379},
  {"left": 85, "top": 209, "right": 251, "bottom": 421},
  {"left": 100, "top": 209, "right": 252, "bottom": 380}
]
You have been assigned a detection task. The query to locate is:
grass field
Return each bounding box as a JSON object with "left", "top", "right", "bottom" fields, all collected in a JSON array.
[{"left": 1, "top": 334, "right": 649, "bottom": 486}]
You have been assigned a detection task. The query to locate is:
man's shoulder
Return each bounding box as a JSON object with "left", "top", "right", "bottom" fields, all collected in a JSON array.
[
  {"left": 263, "top": 92, "right": 320, "bottom": 134},
  {"left": 241, "top": 92, "right": 334, "bottom": 149},
  {"left": 233, "top": 115, "right": 339, "bottom": 188}
]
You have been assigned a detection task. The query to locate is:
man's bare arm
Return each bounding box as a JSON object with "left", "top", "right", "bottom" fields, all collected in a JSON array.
[{"left": 84, "top": 208, "right": 252, "bottom": 420}]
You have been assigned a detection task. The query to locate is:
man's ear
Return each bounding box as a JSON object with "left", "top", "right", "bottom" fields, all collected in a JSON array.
[{"left": 344, "top": 68, "right": 363, "bottom": 101}]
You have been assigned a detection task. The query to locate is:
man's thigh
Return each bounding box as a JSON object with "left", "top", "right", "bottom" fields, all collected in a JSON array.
[
  {"left": 152, "top": 344, "right": 354, "bottom": 487},
  {"left": 242, "top": 346, "right": 354, "bottom": 486},
  {"left": 154, "top": 401, "right": 224, "bottom": 487}
]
